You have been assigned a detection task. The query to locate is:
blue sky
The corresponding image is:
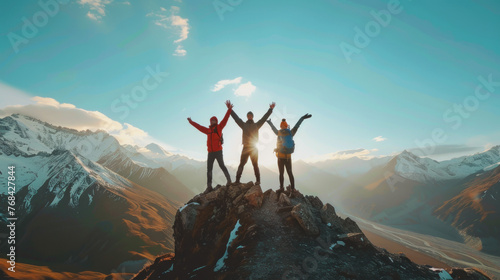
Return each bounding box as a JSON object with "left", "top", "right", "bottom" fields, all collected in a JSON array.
[{"left": 1, "top": 0, "right": 499, "bottom": 165}]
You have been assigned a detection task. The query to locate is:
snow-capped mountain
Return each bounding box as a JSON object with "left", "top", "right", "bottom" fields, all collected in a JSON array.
[
  {"left": 393, "top": 148, "right": 500, "bottom": 183},
  {"left": 0, "top": 113, "right": 193, "bottom": 202},
  {"left": 6, "top": 149, "right": 134, "bottom": 212},
  {"left": 0, "top": 113, "right": 194, "bottom": 273},
  {"left": 0, "top": 147, "right": 179, "bottom": 273},
  {"left": 322, "top": 147, "right": 500, "bottom": 256},
  {"left": 122, "top": 143, "right": 204, "bottom": 172},
  {"left": 307, "top": 147, "right": 500, "bottom": 184},
  {"left": 0, "top": 114, "right": 119, "bottom": 161},
  {"left": 332, "top": 147, "right": 500, "bottom": 219}
]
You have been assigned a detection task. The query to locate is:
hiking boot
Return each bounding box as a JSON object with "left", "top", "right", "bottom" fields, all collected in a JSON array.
[{"left": 287, "top": 185, "right": 295, "bottom": 198}]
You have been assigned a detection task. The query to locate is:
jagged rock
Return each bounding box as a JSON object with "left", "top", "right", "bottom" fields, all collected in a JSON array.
[
  {"left": 306, "top": 195, "right": 323, "bottom": 210},
  {"left": 264, "top": 188, "right": 278, "bottom": 202},
  {"left": 343, "top": 217, "right": 362, "bottom": 233},
  {"left": 449, "top": 268, "right": 492, "bottom": 279},
  {"left": 337, "top": 232, "right": 371, "bottom": 248},
  {"left": 130, "top": 253, "right": 174, "bottom": 280},
  {"left": 278, "top": 192, "right": 291, "bottom": 206},
  {"left": 291, "top": 203, "right": 320, "bottom": 236},
  {"left": 321, "top": 203, "right": 337, "bottom": 224},
  {"left": 178, "top": 202, "right": 200, "bottom": 232},
  {"left": 244, "top": 184, "right": 263, "bottom": 208},
  {"left": 227, "top": 184, "right": 242, "bottom": 199},
  {"left": 132, "top": 184, "right": 493, "bottom": 280}
]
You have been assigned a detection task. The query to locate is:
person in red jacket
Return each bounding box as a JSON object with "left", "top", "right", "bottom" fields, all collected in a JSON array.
[{"left": 188, "top": 100, "right": 233, "bottom": 193}]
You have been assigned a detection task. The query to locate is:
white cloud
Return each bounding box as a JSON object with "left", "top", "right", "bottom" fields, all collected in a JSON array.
[
  {"left": 86, "top": 11, "right": 99, "bottom": 21},
  {"left": 78, "top": 0, "right": 113, "bottom": 21},
  {"left": 211, "top": 78, "right": 257, "bottom": 97},
  {"left": 148, "top": 6, "right": 190, "bottom": 56},
  {"left": 234, "top": 81, "right": 256, "bottom": 97},
  {"left": 0, "top": 96, "right": 122, "bottom": 131},
  {"left": 173, "top": 45, "right": 187, "bottom": 56},
  {"left": 0, "top": 95, "right": 175, "bottom": 149},
  {"left": 111, "top": 123, "right": 148, "bottom": 146},
  {"left": 373, "top": 136, "right": 387, "bottom": 142},
  {"left": 0, "top": 82, "right": 35, "bottom": 108},
  {"left": 170, "top": 16, "right": 189, "bottom": 43},
  {"left": 212, "top": 77, "right": 242, "bottom": 92}
]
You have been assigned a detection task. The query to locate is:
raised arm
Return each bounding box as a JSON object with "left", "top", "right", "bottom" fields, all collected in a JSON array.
[
  {"left": 291, "top": 113, "right": 312, "bottom": 136},
  {"left": 219, "top": 101, "right": 233, "bottom": 130},
  {"left": 230, "top": 110, "right": 244, "bottom": 128},
  {"left": 256, "top": 102, "right": 275, "bottom": 128},
  {"left": 266, "top": 119, "right": 279, "bottom": 135},
  {"left": 188, "top": 118, "right": 210, "bottom": 134}
]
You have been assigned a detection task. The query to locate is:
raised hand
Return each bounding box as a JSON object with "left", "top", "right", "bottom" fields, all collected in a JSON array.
[
  {"left": 302, "top": 113, "right": 312, "bottom": 119},
  {"left": 187, "top": 117, "right": 192, "bottom": 122},
  {"left": 270, "top": 102, "right": 276, "bottom": 109},
  {"left": 225, "top": 100, "right": 234, "bottom": 109}
]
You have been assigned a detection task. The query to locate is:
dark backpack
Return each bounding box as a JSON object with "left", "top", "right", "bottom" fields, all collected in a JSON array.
[
  {"left": 213, "top": 126, "right": 224, "bottom": 145},
  {"left": 278, "top": 129, "right": 294, "bottom": 154}
]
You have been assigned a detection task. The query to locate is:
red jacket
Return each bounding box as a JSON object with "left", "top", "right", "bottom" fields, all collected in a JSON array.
[{"left": 189, "top": 108, "right": 231, "bottom": 153}]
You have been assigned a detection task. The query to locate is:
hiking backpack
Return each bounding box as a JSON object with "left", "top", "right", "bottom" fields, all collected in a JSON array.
[
  {"left": 278, "top": 129, "right": 295, "bottom": 154},
  {"left": 214, "top": 126, "right": 224, "bottom": 145}
]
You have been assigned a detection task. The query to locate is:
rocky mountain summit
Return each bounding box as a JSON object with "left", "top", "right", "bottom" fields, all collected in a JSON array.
[{"left": 132, "top": 183, "right": 491, "bottom": 280}]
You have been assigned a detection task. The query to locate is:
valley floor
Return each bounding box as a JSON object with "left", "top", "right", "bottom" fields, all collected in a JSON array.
[{"left": 350, "top": 216, "right": 500, "bottom": 280}]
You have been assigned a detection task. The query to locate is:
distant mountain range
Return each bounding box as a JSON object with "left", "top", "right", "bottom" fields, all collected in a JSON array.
[
  {"left": 0, "top": 114, "right": 193, "bottom": 273},
  {"left": 303, "top": 146, "right": 500, "bottom": 256}
]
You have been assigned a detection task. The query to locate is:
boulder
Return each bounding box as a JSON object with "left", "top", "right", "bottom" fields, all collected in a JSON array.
[
  {"left": 337, "top": 232, "right": 371, "bottom": 248},
  {"left": 291, "top": 203, "right": 319, "bottom": 236},
  {"left": 227, "top": 184, "right": 242, "bottom": 199},
  {"left": 244, "top": 185, "right": 263, "bottom": 208},
  {"left": 179, "top": 202, "right": 200, "bottom": 232},
  {"left": 320, "top": 203, "right": 337, "bottom": 224},
  {"left": 306, "top": 195, "right": 323, "bottom": 210},
  {"left": 278, "top": 193, "right": 291, "bottom": 206}
]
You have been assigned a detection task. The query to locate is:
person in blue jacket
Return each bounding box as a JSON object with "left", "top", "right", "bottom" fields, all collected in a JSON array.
[{"left": 267, "top": 113, "right": 312, "bottom": 194}]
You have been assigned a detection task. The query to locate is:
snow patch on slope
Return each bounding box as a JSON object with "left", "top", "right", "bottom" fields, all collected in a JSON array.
[{"left": 214, "top": 220, "right": 242, "bottom": 272}]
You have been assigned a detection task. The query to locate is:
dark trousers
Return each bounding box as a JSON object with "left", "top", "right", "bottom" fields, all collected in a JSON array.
[
  {"left": 278, "top": 157, "right": 294, "bottom": 190},
  {"left": 236, "top": 145, "right": 260, "bottom": 182},
  {"left": 207, "top": 150, "right": 231, "bottom": 188}
]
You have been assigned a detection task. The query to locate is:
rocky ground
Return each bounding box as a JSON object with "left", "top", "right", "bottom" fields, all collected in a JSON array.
[{"left": 132, "top": 182, "right": 492, "bottom": 280}]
